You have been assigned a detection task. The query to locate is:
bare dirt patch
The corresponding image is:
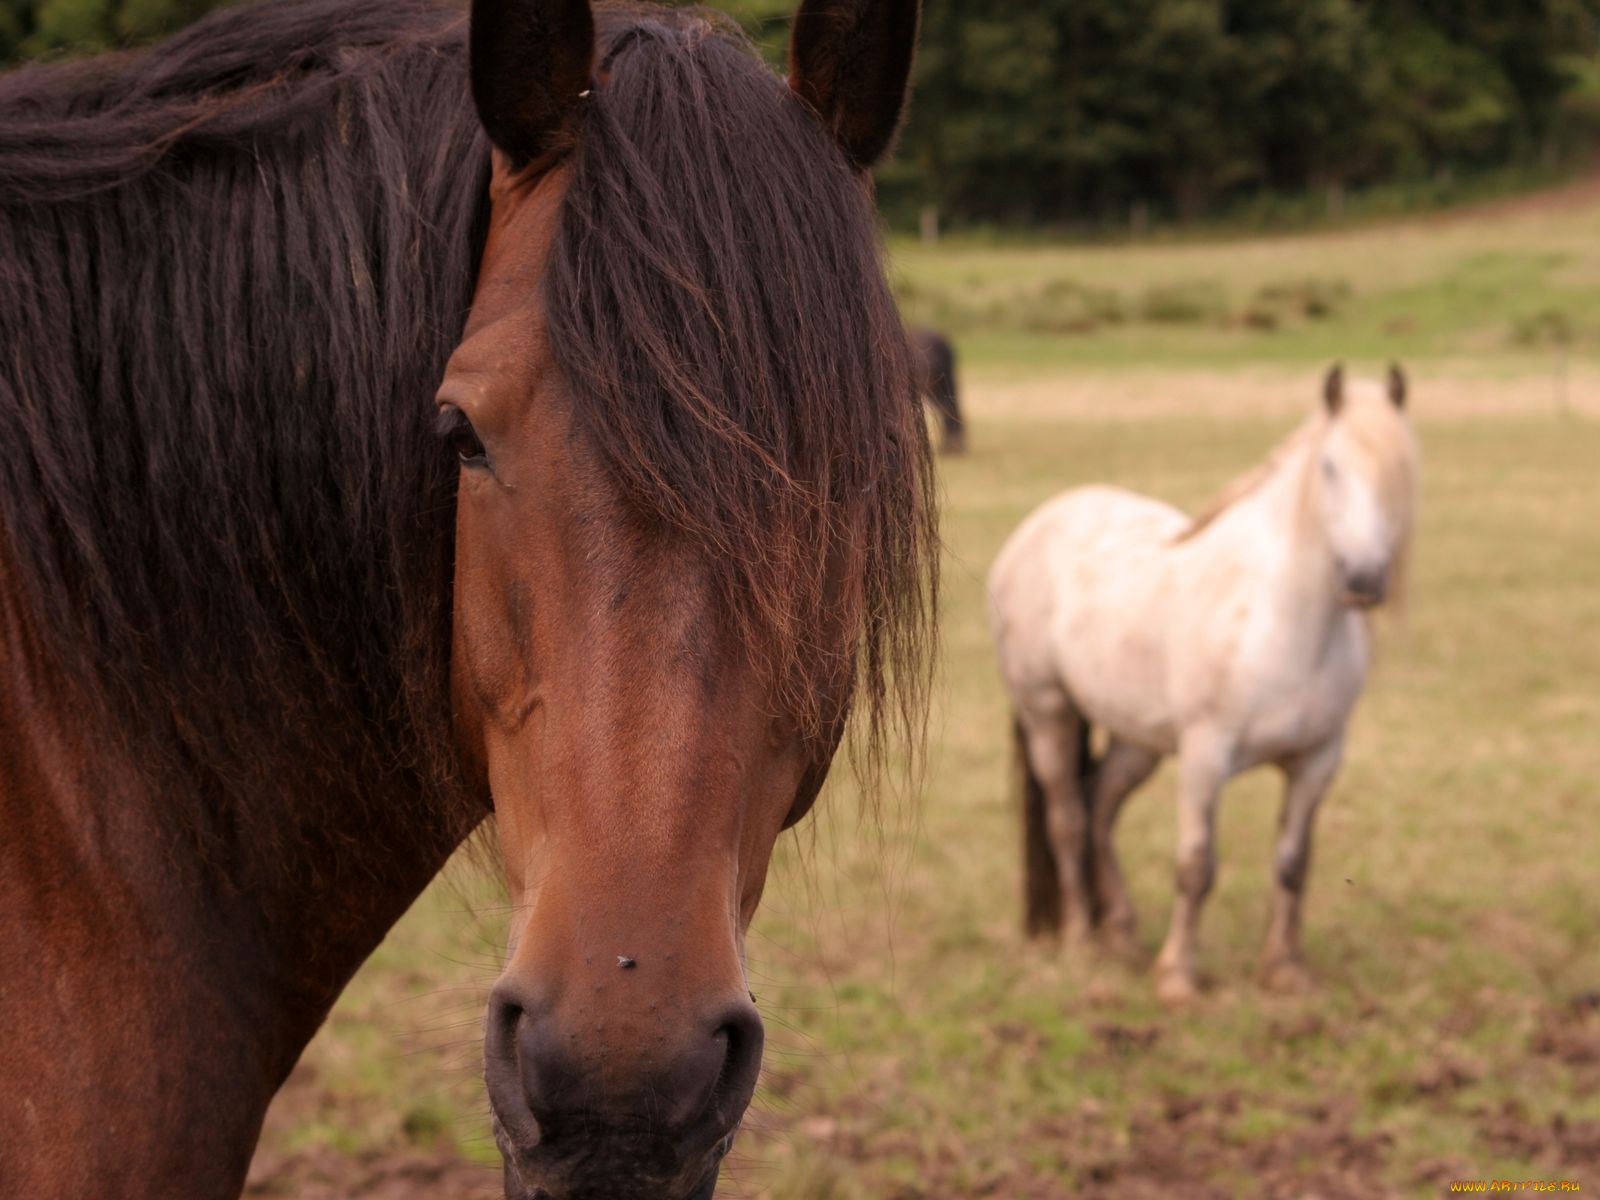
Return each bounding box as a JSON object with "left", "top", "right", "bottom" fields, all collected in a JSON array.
[
  {"left": 1529, "top": 995, "right": 1600, "bottom": 1098},
  {"left": 245, "top": 1149, "right": 499, "bottom": 1200},
  {"left": 1476, "top": 1100, "right": 1600, "bottom": 1170},
  {"left": 246, "top": 1061, "right": 499, "bottom": 1200},
  {"left": 1079, "top": 1098, "right": 1397, "bottom": 1200},
  {"left": 751, "top": 1090, "right": 1399, "bottom": 1200}
]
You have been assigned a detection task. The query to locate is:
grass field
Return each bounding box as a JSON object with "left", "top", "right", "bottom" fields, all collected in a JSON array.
[
  {"left": 248, "top": 189, "right": 1600, "bottom": 1200},
  {"left": 892, "top": 174, "right": 1600, "bottom": 377}
]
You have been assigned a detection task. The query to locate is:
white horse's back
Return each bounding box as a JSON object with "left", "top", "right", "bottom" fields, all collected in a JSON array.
[{"left": 990, "top": 485, "right": 1190, "bottom": 752}]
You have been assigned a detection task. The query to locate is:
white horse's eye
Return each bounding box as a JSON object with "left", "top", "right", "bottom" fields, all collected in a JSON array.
[{"left": 1320, "top": 457, "right": 1339, "bottom": 482}]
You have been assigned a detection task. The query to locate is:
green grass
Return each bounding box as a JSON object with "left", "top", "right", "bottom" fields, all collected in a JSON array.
[
  {"left": 253, "top": 195, "right": 1600, "bottom": 1198},
  {"left": 892, "top": 184, "right": 1600, "bottom": 372}
]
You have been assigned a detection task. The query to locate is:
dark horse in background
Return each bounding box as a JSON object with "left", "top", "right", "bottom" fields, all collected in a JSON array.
[
  {"left": 0, "top": 1, "right": 934, "bottom": 1198},
  {"left": 911, "top": 326, "right": 966, "bottom": 454}
]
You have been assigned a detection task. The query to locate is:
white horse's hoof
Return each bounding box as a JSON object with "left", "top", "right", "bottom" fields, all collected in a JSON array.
[{"left": 1155, "top": 967, "right": 1201, "bottom": 1006}]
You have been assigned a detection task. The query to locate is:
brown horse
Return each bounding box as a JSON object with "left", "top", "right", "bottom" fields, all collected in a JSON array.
[{"left": 0, "top": 2, "right": 933, "bottom": 1198}]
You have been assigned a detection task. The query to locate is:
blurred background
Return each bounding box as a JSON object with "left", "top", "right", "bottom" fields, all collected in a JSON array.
[{"left": 7, "top": 2, "right": 1598, "bottom": 1197}]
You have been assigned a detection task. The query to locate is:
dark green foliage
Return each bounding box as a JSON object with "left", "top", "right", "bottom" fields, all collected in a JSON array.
[
  {"left": 0, "top": 0, "right": 221, "bottom": 58},
  {"left": 717, "top": 0, "right": 788, "bottom": 63},
  {"left": 879, "top": 0, "right": 1600, "bottom": 227}
]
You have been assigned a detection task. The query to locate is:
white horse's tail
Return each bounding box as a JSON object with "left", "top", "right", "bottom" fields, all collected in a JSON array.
[
  {"left": 1019, "top": 716, "right": 1099, "bottom": 937},
  {"left": 1019, "top": 717, "right": 1060, "bottom": 937}
]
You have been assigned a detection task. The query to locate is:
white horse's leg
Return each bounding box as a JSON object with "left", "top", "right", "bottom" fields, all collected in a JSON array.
[
  {"left": 1155, "top": 733, "right": 1231, "bottom": 1004},
  {"left": 1090, "top": 739, "right": 1160, "bottom": 958},
  {"left": 1019, "top": 710, "right": 1095, "bottom": 949},
  {"left": 1259, "top": 736, "right": 1344, "bottom": 991}
]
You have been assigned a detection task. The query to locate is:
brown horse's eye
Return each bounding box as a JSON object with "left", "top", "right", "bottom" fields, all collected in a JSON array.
[{"left": 436, "top": 405, "right": 489, "bottom": 470}]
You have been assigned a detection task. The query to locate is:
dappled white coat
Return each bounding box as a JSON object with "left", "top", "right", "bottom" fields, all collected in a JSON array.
[
  {"left": 989, "top": 373, "right": 1418, "bottom": 1001},
  {"left": 991, "top": 471, "right": 1368, "bottom": 775}
]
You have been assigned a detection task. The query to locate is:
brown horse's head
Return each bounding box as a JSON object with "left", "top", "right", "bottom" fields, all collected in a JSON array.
[{"left": 441, "top": 1, "right": 930, "bottom": 1195}]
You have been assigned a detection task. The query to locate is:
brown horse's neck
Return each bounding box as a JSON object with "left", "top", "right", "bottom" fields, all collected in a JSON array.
[{"left": 0, "top": 553, "right": 476, "bottom": 1200}]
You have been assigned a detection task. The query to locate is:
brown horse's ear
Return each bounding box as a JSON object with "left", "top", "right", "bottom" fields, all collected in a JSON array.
[
  {"left": 789, "top": 0, "right": 920, "bottom": 171},
  {"left": 1387, "top": 363, "right": 1408, "bottom": 409},
  {"left": 1323, "top": 363, "right": 1345, "bottom": 416},
  {"left": 470, "top": 0, "right": 595, "bottom": 169}
]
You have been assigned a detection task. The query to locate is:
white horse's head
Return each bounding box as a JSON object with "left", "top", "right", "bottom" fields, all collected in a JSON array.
[{"left": 1312, "top": 365, "right": 1420, "bottom": 608}]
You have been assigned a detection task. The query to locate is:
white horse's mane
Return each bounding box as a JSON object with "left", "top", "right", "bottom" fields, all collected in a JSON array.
[
  {"left": 1175, "top": 416, "right": 1322, "bottom": 543},
  {"left": 1176, "top": 381, "right": 1419, "bottom": 548}
]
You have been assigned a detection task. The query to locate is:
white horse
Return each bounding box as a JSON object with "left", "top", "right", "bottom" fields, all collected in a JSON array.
[{"left": 988, "top": 366, "right": 1419, "bottom": 1002}]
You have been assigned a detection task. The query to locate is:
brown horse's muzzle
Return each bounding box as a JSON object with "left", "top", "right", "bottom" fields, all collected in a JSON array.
[{"left": 484, "top": 938, "right": 763, "bottom": 1200}]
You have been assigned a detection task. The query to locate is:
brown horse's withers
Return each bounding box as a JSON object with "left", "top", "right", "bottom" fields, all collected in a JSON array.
[{"left": 0, "top": 2, "right": 932, "bottom": 1198}]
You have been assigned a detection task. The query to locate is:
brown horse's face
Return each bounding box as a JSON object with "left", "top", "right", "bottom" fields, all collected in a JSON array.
[
  {"left": 448, "top": 1, "right": 922, "bottom": 1196},
  {"left": 440, "top": 161, "right": 821, "bottom": 1197}
]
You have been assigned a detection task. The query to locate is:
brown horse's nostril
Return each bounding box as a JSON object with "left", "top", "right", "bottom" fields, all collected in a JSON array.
[
  {"left": 695, "top": 1000, "right": 764, "bottom": 1133},
  {"left": 483, "top": 983, "right": 551, "bottom": 1147}
]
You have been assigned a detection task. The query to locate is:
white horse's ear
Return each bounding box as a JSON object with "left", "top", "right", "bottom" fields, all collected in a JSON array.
[
  {"left": 1323, "top": 363, "right": 1345, "bottom": 416},
  {"left": 1387, "top": 363, "right": 1407, "bottom": 410}
]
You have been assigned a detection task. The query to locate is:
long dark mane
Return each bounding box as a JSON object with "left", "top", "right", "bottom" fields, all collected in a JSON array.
[
  {"left": 0, "top": 0, "right": 489, "bottom": 863},
  {"left": 0, "top": 0, "right": 935, "bottom": 863},
  {"left": 552, "top": 6, "right": 936, "bottom": 765}
]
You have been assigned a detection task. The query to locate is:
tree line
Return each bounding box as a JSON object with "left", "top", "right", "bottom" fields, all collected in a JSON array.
[
  {"left": 881, "top": 0, "right": 1600, "bottom": 227},
  {"left": 6, "top": 0, "right": 1600, "bottom": 228}
]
